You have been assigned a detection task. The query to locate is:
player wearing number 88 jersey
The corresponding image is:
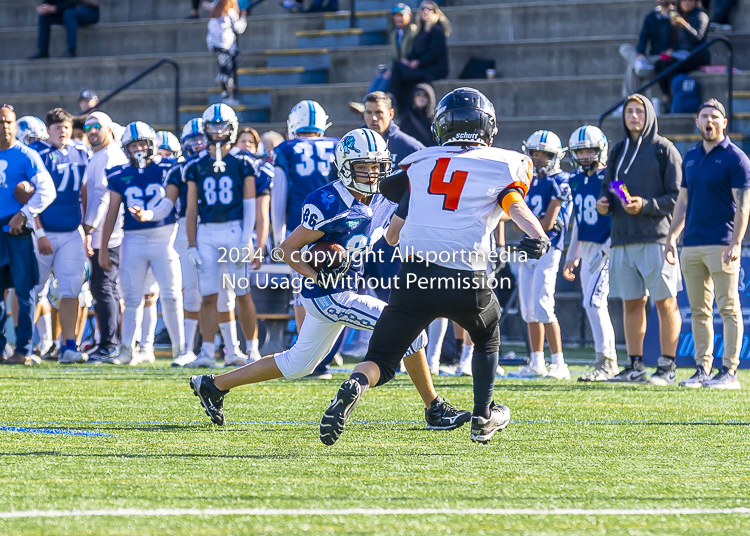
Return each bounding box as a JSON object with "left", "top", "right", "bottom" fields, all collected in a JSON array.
[
  {"left": 102, "top": 121, "right": 185, "bottom": 365},
  {"left": 563, "top": 125, "right": 618, "bottom": 381}
]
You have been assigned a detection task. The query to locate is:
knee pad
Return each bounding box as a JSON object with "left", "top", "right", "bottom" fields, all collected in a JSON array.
[{"left": 183, "top": 288, "right": 202, "bottom": 313}]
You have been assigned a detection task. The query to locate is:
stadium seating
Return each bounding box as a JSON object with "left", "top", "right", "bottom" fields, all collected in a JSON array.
[{"left": 2, "top": 0, "right": 749, "bottom": 153}]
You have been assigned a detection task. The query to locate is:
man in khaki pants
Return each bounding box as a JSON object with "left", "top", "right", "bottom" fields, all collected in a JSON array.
[{"left": 666, "top": 99, "right": 750, "bottom": 389}]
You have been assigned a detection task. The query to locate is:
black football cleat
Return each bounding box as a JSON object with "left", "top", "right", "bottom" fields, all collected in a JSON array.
[
  {"left": 425, "top": 396, "right": 472, "bottom": 430},
  {"left": 190, "top": 375, "right": 228, "bottom": 426},
  {"left": 469, "top": 402, "right": 510, "bottom": 444},
  {"left": 320, "top": 379, "right": 362, "bottom": 446}
]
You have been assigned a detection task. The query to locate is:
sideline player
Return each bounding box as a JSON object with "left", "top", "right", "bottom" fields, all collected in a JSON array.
[
  {"left": 319, "top": 88, "right": 551, "bottom": 445},
  {"left": 563, "top": 126, "right": 619, "bottom": 381},
  {"left": 513, "top": 130, "right": 572, "bottom": 380},
  {"left": 99, "top": 121, "right": 185, "bottom": 365},
  {"left": 183, "top": 104, "right": 258, "bottom": 369},
  {"left": 30, "top": 108, "right": 90, "bottom": 364},
  {"left": 189, "top": 128, "right": 471, "bottom": 430}
]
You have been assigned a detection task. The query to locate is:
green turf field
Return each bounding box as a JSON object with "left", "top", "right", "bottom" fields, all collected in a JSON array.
[{"left": 1, "top": 347, "right": 749, "bottom": 535}]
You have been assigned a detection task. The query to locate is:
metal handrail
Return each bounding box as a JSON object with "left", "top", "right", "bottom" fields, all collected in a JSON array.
[
  {"left": 598, "top": 36, "right": 733, "bottom": 131},
  {"left": 82, "top": 58, "right": 180, "bottom": 135}
]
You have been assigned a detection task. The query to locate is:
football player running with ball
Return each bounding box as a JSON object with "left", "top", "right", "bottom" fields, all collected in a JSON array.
[
  {"left": 320, "top": 88, "right": 550, "bottom": 445},
  {"left": 563, "top": 126, "right": 618, "bottom": 381},
  {"left": 189, "top": 128, "right": 471, "bottom": 431},
  {"left": 99, "top": 122, "right": 186, "bottom": 365}
]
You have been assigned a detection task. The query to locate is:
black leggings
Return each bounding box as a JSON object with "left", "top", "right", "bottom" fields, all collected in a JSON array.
[
  {"left": 212, "top": 48, "right": 239, "bottom": 97},
  {"left": 364, "top": 261, "right": 501, "bottom": 386}
]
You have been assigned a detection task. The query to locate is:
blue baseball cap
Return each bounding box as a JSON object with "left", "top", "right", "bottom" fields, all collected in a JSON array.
[{"left": 392, "top": 3, "right": 411, "bottom": 14}]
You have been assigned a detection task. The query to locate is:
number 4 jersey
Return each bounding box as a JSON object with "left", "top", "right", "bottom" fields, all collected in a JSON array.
[
  {"left": 107, "top": 160, "right": 176, "bottom": 230},
  {"left": 399, "top": 145, "right": 532, "bottom": 271},
  {"left": 183, "top": 151, "right": 256, "bottom": 224},
  {"left": 569, "top": 167, "right": 611, "bottom": 244}
]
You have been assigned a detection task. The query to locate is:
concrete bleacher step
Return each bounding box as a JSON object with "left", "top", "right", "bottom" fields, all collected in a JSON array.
[
  {"left": 179, "top": 104, "right": 270, "bottom": 124},
  {"left": 265, "top": 49, "right": 331, "bottom": 70},
  {"left": 296, "top": 28, "right": 386, "bottom": 48},
  {"left": 237, "top": 66, "right": 328, "bottom": 86},
  {"left": 207, "top": 88, "right": 272, "bottom": 107},
  {"left": 324, "top": 11, "right": 389, "bottom": 32}
]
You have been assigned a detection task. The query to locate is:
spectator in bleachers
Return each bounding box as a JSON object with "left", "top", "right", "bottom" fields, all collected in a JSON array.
[
  {"left": 207, "top": 0, "right": 247, "bottom": 106},
  {"left": 596, "top": 95, "right": 682, "bottom": 386},
  {"left": 712, "top": 0, "right": 738, "bottom": 28},
  {"left": 398, "top": 83, "right": 437, "bottom": 147},
  {"left": 388, "top": 1, "right": 450, "bottom": 112},
  {"left": 666, "top": 99, "right": 750, "bottom": 389},
  {"left": 390, "top": 4, "right": 417, "bottom": 66},
  {"left": 653, "top": 0, "right": 711, "bottom": 110},
  {"left": 78, "top": 90, "right": 98, "bottom": 113},
  {"left": 619, "top": 0, "right": 677, "bottom": 97},
  {"left": 281, "top": 0, "right": 337, "bottom": 14},
  {"left": 29, "top": 0, "right": 100, "bottom": 59}
]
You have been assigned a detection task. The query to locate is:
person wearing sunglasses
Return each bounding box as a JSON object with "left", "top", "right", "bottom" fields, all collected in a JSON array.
[
  {"left": 0, "top": 104, "right": 57, "bottom": 365},
  {"left": 81, "top": 111, "right": 129, "bottom": 363}
]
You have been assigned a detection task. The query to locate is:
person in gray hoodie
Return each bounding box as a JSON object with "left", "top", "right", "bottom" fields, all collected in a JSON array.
[{"left": 596, "top": 94, "right": 683, "bottom": 386}]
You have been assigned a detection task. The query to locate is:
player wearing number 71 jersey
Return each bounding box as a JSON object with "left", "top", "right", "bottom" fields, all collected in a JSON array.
[
  {"left": 321, "top": 88, "right": 552, "bottom": 445},
  {"left": 100, "top": 121, "right": 186, "bottom": 365}
]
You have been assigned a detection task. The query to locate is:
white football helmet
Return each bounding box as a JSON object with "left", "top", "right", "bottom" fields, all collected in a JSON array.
[
  {"left": 287, "top": 100, "right": 331, "bottom": 138},
  {"left": 121, "top": 121, "right": 157, "bottom": 168},
  {"left": 335, "top": 128, "right": 391, "bottom": 196},
  {"left": 522, "top": 130, "right": 567, "bottom": 176},
  {"left": 569, "top": 125, "right": 608, "bottom": 171},
  {"left": 202, "top": 103, "right": 239, "bottom": 145},
  {"left": 155, "top": 131, "right": 182, "bottom": 159},
  {"left": 180, "top": 117, "right": 206, "bottom": 157},
  {"left": 15, "top": 116, "right": 49, "bottom": 146}
]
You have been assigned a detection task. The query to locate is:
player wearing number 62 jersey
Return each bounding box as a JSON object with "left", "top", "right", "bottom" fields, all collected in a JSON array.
[
  {"left": 563, "top": 125, "right": 618, "bottom": 381},
  {"left": 321, "top": 88, "right": 551, "bottom": 446},
  {"left": 101, "top": 121, "right": 186, "bottom": 366}
]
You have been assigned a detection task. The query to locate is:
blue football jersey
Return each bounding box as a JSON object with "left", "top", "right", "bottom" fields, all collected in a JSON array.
[
  {"left": 0, "top": 142, "right": 50, "bottom": 222},
  {"left": 107, "top": 160, "right": 176, "bottom": 231},
  {"left": 569, "top": 167, "right": 611, "bottom": 244},
  {"left": 525, "top": 171, "right": 570, "bottom": 250},
  {"left": 183, "top": 151, "right": 255, "bottom": 223},
  {"left": 165, "top": 158, "right": 188, "bottom": 219},
  {"left": 362, "top": 199, "right": 399, "bottom": 302},
  {"left": 32, "top": 140, "right": 89, "bottom": 232},
  {"left": 300, "top": 180, "right": 391, "bottom": 300},
  {"left": 273, "top": 137, "right": 339, "bottom": 232}
]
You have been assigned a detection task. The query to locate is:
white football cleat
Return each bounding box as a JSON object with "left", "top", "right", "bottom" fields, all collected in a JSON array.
[
  {"left": 131, "top": 346, "right": 156, "bottom": 366},
  {"left": 185, "top": 348, "right": 218, "bottom": 369},
  {"left": 172, "top": 351, "right": 197, "bottom": 367},
  {"left": 224, "top": 351, "right": 248, "bottom": 367},
  {"left": 510, "top": 363, "right": 548, "bottom": 378},
  {"left": 59, "top": 348, "right": 86, "bottom": 364},
  {"left": 246, "top": 347, "right": 262, "bottom": 364},
  {"left": 496, "top": 365, "right": 505, "bottom": 377},
  {"left": 547, "top": 362, "right": 571, "bottom": 380}
]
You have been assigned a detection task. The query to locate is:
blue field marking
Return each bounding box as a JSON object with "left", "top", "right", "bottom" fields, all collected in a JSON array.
[{"left": 0, "top": 426, "right": 113, "bottom": 437}]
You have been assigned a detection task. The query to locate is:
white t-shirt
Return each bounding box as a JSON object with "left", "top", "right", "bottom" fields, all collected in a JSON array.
[
  {"left": 83, "top": 142, "right": 129, "bottom": 250},
  {"left": 399, "top": 145, "right": 532, "bottom": 271}
]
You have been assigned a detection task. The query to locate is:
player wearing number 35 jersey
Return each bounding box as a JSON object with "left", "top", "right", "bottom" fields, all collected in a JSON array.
[
  {"left": 321, "top": 88, "right": 551, "bottom": 446},
  {"left": 102, "top": 121, "right": 185, "bottom": 366}
]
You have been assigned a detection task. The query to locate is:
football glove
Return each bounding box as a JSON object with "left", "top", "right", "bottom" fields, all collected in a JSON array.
[
  {"left": 315, "top": 254, "right": 351, "bottom": 289},
  {"left": 519, "top": 236, "right": 551, "bottom": 260},
  {"left": 551, "top": 217, "right": 564, "bottom": 234},
  {"left": 187, "top": 246, "right": 203, "bottom": 273}
]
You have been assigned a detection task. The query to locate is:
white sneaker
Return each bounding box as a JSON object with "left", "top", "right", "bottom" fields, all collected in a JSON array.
[
  {"left": 496, "top": 365, "right": 505, "bottom": 376},
  {"left": 225, "top": 351, "right": 248, "bottom": 367},
  {"left": 456, "top": 354, "right": 472, "bottom": 376},
  {"left": 547, "top": 362, "right": 571, "bottom": 380},
  {"left": 246, "top": 347, "right": 262, "bottom": 364},
  {"left": 439, "top": 365, "right": 457, "bottom": 376},
  {"left": 510, "top": 363, "right": 548, "bottom": 378},
  {"left": 131, "top": 346, "right": 156, "bottom": 366},
  {"left": 102, "top": 345, "right": 132, "bottom": 365},
  {"left": 172, "top": 351, "right": 196, "bottom": 367},
  {"left": 185, "top": 348, "right": 218, "bottom": 368},
  {"left": 59, "top": 348, "right": 86, "bottom": 364}
]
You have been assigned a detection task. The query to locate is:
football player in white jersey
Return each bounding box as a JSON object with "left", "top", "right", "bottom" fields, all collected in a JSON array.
[
  {"left": 320, "top": 88, "right": 551, "bottom": 445},
  {"left": 512, "top": 130, "right": 572, "bottom": 380},
  {"left": 563, "top": 126, "right": 618, "bottom": 381},
  {"left": 99, "top": 121, "right": 186, "bottom": 365},
  {"left": 189, "top": 128, "right": 471, "bottom": 431}
]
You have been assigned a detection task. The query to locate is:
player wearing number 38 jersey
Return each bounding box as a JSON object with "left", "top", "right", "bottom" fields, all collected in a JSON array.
[
  {"left": 102, "top": 121, "right": 186, "bottom": 366},
  {"left": 321, "top": 88, "right": 551, "bottom": 446}
]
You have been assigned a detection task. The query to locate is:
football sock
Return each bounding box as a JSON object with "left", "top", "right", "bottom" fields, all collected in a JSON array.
[
  {"left": 184, "top": 318, "right": 198, "bottom": 353},
  {"left": 350, "top": 372, "right": 369, "bottom": 394},
  {"left": 472, "top": 351, "right": 498, "bottom": 419},
  {"left": 141, "top": 301, "right": 157, "bottom": 350},
  {"left": 629, "top": 355, "right": 643, "bottom": 362},
  {"left": 550, "top": 352, "right": 564, "bottom": 366},
  {"left": 121, "top": 305, "right": 142, "bottom": 350},
  {"left": 62, "top": 339, "right": 77, "bottom": 352},
  {"left": 160, "top": 297, "right": 185, "bottom": 359},
  {"left": 219, "top": 321, "right": 240, "bottom": 357},
  {"left": 662, "top": 355, "right": 675, "bottom": 361},
  {"left": 426, "top": 318, "right": 449, "bottom": 370},
  {"left": 201, "top": 341, "right": 216, "bottom": 358},
  {"left": 460, "top": 342, "right": 474, "bottom": 363},
  {"left": 38, "top": 312, "right": 52, "bottom": 353},
  {"left": 249, "top": 338, "right": 259, "bottom": 353},
  {"left": 530, "top": 351, "right": 545, "bottom": 369}
]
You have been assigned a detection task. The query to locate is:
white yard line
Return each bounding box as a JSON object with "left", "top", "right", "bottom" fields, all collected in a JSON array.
[{"left": 1, "top": 507, "right": 750, "bottom": 519}]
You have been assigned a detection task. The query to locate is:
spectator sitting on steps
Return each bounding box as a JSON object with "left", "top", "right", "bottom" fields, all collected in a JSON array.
[
  {"left": 398, "top": 83, "right": 437, "bottom": 147},
  {"left": 29, "top": 0, "right": 100, "bottom": 59},
  {"left": 281, "top": 0, "right": 337, "bottom": 14}
]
